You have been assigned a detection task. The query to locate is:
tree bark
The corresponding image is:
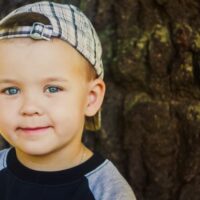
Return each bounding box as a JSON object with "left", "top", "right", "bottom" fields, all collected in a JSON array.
[{"left": 1, "top": 0, "right": 200, "bottom": 199}]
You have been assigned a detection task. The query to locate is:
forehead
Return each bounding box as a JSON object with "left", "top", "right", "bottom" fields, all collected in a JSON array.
[{"left": 0, "top": 38, "right": 90, "bottom": 80}]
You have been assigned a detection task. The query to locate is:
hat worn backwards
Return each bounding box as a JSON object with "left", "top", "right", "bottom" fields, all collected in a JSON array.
[{"left": 0, "top": 1, "right": 104, "bottom": 131}]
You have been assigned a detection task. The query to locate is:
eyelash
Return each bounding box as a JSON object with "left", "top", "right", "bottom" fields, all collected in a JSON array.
[{"left": 1, "top": 86, "right": 63, "bottom": 95}]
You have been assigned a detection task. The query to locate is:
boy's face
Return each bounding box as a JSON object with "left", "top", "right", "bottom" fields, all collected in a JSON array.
[{"left": 0, "top": 38, "right": 94, "bottom": 156}]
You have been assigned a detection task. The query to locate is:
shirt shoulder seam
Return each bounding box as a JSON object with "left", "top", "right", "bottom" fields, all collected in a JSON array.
[{"left": 84, "top": 159, "right": 110, "bottom": 177}]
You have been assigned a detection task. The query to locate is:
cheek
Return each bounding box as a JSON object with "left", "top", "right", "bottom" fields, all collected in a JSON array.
[
  {"left": 0, "top": 112, "right": 15, "bottom": 133},
  {"left": 0, "top": 100, "right": 19, "bottom": 136},
  {"left": 51, "top": 104, "right": 84, "bottom": 125},
  {"left": 0, "top": 115, "right": 18, "bottom": 144},
  {"left": 0, "top": 102, "right": 18, "bottom": 123},
  {"left": 50, "top": 97, "right": 86, "bottom": 133}
]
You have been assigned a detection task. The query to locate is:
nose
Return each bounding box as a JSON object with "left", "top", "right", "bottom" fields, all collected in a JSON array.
[{"left": 20, "top": 94, "right": 44, "bottom": 116}]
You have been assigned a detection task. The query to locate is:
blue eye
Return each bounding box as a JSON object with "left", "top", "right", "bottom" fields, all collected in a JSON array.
[
  {"left": 46, "top": 86, "right": 62, "bottom": 93},
  {"left": 2, "top": 87, "right": 19, "bottom": 95}
]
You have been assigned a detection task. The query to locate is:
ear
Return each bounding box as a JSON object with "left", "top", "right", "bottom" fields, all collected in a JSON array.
[{"left": 85, "top": 78, "right": 106, "bottom": 117}]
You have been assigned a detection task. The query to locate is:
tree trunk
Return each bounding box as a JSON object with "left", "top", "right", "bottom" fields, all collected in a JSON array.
[{"left": 1, "top": 0, "right": 200, "bottom": 199}]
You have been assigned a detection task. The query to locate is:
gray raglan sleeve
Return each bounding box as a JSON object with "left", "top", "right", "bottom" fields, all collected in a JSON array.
[
  {"left": 85, "top": 160, "right": 137, "bottom": 200},
  {"left": 0, "top": 148, "right": 9, "bottom": 171}
]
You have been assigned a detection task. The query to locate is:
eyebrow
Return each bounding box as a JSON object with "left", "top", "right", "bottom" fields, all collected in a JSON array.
[
  {"left": 41, "top": 77, "right": 69, "bottom": 83},
  {"left": 0, "top": 77, "right": 69, "bottom": 84},
  {"left": 0, "top": 79, "right": 19, "bottom": 84}
]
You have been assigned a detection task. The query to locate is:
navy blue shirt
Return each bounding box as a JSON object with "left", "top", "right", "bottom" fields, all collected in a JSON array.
[{"left": 0, "top": 148, "right": 136, "bottom": 200}]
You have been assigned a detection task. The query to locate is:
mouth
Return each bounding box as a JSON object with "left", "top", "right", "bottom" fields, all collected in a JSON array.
[{"left": 17, "top": 126, "right": 51, "bottom": 135}]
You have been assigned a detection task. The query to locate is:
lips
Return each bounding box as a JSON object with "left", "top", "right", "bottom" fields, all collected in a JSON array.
[
  {"left": 17, "top": 126, "right": 51, "bottom": 134},
  {"left": 19, "top": 126, "right": 50, "bottom": 131}
]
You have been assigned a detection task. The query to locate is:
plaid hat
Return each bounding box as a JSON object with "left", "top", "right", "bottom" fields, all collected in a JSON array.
[
  {"left": 0, "top": 1, "right": 104, "bottom": 78},
  {"left": 0, "top": 1, "right": 104, "bottom": 131}
]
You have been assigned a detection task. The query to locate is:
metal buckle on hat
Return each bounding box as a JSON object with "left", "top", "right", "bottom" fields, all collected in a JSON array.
[{"left": 30, "top": 22, "right": 47, "bottom": 40}]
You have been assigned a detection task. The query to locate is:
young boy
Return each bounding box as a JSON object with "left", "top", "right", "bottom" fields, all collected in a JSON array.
[{"left": 0, "top": 1, "right": 136, "bottom": 200}]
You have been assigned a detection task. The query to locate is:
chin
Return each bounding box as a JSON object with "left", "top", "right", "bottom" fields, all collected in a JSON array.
[{"left": 16, "top": 144, "right": 54, "bottom": 157}]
